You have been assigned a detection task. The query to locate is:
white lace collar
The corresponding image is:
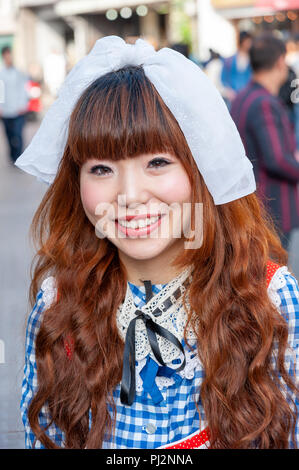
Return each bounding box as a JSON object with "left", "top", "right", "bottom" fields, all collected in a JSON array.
[
  {"left": 41, "top": 264, "right": 292, "bottom": 345},
  {"left": 40, "top": 265, "right": 292, "bottom": 392},
  {"left": 116, "top": 265, "right": 197, "bottom": 364},
  {"left": 41, "top": 264, "right": 292, "bottom": 358}
]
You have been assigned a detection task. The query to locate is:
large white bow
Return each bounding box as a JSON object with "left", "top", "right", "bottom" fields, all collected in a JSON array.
[{"left": 14, "top": 35, "right": 256, "bottom": 205}]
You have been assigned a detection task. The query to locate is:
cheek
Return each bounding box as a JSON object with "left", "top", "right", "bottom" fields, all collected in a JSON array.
[
  {"left": 80, "top": 180, "right": 113, "bottom": 218},
  {"left": 160, "top": 171, "right": 191, "bottom": 203}
]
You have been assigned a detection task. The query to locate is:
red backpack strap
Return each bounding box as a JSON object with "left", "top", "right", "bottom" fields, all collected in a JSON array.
[{"left": 266, "top": 259, "right": 282, "bottom": 288}]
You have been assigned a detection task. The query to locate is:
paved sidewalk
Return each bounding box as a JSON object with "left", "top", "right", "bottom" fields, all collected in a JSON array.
[{"left": 0, "top": 118, "right": 47, "bottom": 448}]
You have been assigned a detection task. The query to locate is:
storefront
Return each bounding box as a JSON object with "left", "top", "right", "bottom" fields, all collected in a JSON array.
[
  {"left": 54, "top": 0, "right": 170, "bottom": 53},
  {"left": 211, "top": 0, "right": 299, "bottom": 37},
  {"left": 0, "top": 0, "right": 16, "bottom": 65}
]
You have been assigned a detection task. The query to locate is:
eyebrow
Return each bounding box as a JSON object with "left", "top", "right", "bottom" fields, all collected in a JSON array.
[{"left": 86, "top": 154, "right": 175, "bottom": 164}]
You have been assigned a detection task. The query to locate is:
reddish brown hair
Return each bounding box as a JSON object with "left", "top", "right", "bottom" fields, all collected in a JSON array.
[{"left": 27, "top": 65, "right": 298, "bottom": 448}]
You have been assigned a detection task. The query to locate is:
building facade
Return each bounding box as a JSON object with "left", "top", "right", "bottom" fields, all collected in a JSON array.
[
  {"left": 0, "top": 0, "right": 176, "bottom": 75},
  {"left": 212, "top": 0, "right": 299, "bottom": 41}
]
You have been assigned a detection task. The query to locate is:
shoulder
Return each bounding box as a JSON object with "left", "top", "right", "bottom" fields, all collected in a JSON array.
[
  {"left": 26, "top": 276, "right": 57, "bottom": 345},
  {"left": 223, "top": 54, "right": 235, "bottom": 65},
  {"left": 231, "top": 82, "right": 265, "bottom": 112},
  {"left": 250, "top": 91, "right": 280, "bottom": 115},
  {"left": 268, "top": 266, "right": 299, "bottom": 347},
  {"left": 40, "top": 276, "right": 57, "bottom": 309}
]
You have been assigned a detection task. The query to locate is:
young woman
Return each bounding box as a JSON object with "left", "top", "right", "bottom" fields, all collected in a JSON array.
[{"left": 17, "top": 36, "right": 298, "bottom": 449}]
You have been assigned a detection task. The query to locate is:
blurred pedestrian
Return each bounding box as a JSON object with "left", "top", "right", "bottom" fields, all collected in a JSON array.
[
  {"left": 202, "top": 48, "right": 221, "bottom": 68},
  {"left": 221, "top": 31, "right": 253, "bottom": 108},
  {"left": 170, "top": 42, "right": 201, "bottom": 66},
  {"left": 285, "top": 35, "right": 299, "bottom": 77},
  {"left": 0, "top": 45, "right": 29, "bottom": 164},
  {"left": 204, "top": 49, "right": 232, "bottom": 100},
  {"left": 231, "top": 33, "right": 299, "bottom": 251},
  {"left": 285, "top": 35, "right": 299, "bottom": 150},
  {"left": 279, "top": 64, "right": 297, "bottom": 126}
]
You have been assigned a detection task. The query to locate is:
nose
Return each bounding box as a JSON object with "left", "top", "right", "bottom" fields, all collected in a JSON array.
[{"left": 117, "top": 167, "right": 150, "bottom": 208}]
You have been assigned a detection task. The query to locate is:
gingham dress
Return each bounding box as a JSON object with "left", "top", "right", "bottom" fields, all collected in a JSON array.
[{"left": 20, "top": 267, "right": 299, "bottom": 449}]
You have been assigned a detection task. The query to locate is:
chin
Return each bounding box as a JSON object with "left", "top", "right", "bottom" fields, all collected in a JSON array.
[{"left": 116, "top": 239, "right": 173, "bottom": 261}]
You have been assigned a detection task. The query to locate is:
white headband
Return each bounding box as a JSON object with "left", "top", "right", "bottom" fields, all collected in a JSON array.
[{"left": 14, "top": 35, "right": 256, "bottom": 205}]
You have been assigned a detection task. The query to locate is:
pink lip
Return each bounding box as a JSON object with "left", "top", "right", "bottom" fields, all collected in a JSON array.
[
  {"left": 117, "top": 213, "right": 163, "bottom": 221},
  {"left": 115, "top": 214, "right": 165, "bottom": 237}
]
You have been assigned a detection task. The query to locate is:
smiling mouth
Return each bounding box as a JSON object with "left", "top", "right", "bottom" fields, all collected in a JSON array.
[{"left": 115, "top": 214, "right": 165, "bottom": 236}]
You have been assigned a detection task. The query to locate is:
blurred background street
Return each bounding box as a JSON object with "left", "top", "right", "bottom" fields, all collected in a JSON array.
[
  {"left": 1, "top": 0, "right": 299, "bottom": 448},
  {"left": 0, "top": 118, "right": 46, "bottom": 448}
]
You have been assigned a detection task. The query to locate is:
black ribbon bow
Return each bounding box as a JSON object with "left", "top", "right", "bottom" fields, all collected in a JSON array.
[{"left": 120, "top": 280, "right": 186, "bottom": 406}]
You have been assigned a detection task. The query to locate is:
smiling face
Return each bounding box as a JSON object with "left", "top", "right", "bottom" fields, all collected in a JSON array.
[
  {"left": 67, "top": 67, "right": 200, "bottom": 280},
  {"left": 80, "top": 152, "right": 192, "bottom": 263}
]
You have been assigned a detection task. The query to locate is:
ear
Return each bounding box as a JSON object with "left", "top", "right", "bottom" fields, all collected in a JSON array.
[{"left": 276, "top": 54, "right": 286, "bottom": 70}]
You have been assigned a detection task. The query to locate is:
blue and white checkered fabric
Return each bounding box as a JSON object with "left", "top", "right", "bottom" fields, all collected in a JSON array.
[{"left": 20, "top": 271, "right": 299, "bottom": 448}]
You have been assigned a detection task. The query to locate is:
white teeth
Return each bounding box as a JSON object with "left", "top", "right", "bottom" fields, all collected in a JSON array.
[{"left": 117, "top": 215, "right": 161, "bottom": 229}]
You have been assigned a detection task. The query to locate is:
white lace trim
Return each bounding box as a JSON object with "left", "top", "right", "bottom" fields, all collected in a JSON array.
[
  {"left": 39, "top": 264, "right": 290, "bottom": 393},
  {"left": 41, "top": 276, "right": 57, "bottom": 309},
  {"left": 116, "top": 265, "right": 198, "bottom": 364},
  {"left": 267, "top": 265, "right": 290, "bottom": 308}
]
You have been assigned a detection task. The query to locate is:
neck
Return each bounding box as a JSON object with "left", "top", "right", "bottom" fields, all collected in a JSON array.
[
  {"left": 252, "top": 72, "right": 281, "bottom": 96},
  {"left": 118, "top": 244, "right": 187, "bottom": 286}
]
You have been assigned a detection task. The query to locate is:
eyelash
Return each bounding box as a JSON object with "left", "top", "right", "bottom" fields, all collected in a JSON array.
[{"left": 89, "top": 158, "right": 171, "bottom": 175}]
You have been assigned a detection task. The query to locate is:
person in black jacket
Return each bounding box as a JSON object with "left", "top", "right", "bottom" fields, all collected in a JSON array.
[{"left": 279, "top": 65, "right": 297, "bottom": 126}]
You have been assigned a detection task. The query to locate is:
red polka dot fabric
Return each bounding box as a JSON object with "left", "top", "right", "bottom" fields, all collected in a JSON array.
[
  {"left": 160, "top": 427, "right": 210, "bottom": 449},
  {"left": 266, "top": 259, "right": 281, "bottom": 288}
]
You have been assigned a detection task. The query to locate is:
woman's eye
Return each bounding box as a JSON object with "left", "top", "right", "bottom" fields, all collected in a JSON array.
[
  {"left": 88, "top": 158, "right": 171, "bottom": 175},
  {"left": 148, "top": 158, "right": 171, "bottom": 168},
  {"left": 89, "top": 165, "right": 112, "bottom": 175}
]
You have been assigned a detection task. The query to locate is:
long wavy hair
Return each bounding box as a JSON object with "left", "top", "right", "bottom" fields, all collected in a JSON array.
[{"left": 27, "top": 65, "right": 298, "bottom": 449}]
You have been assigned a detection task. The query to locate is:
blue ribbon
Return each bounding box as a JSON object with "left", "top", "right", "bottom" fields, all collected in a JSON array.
[
  {"left": 140, "top": 356, "right": 183, "bottom": 404},
  {"left": 140, "top": 356, "right": 163, "bottom": 404},
  {"left": 120, "top": 309, "right": 186, "bottom": 406}
]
